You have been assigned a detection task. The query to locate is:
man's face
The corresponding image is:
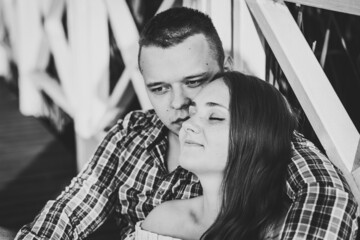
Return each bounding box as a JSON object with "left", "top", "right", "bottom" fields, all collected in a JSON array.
[{"left": 139, "top": 34, "right": 221, "bottom": 135}]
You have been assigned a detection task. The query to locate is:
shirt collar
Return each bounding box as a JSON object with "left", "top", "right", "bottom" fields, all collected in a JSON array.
[{"left": 143, "top": 110, "right": 168, "bottom": 150}]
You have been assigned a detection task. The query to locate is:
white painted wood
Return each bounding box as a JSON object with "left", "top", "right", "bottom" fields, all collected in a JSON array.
[
  {"left": 232, "top": 0, "right": 266, "bottom": 78},
  {"left": 245, "top": 0, "right": 360, "bottom": 202},
  {"left": 44, "top": 0, "right": 72, "bottom": 100},
  {"left": 285, "top": 0, "right": 360, "bottom": 16},
  {"left": 156, "top": 0, "right": 177, "bottom": 14},
  {"left": 94, "top": 68, "right": 133, "bottom": 134},
  {"left": 16, "top": 0, "right": 46, "bottom": 116},
  {"left": 105, "top": 0, "right": 151, "bottom": 109},
  {"left": 30, "top": 71, "right": 73, "bottom": 116},
  {"left": 67, "top": 0, "right": 109, "bottom": 138},
  {"left": 209, "top": 0, "right": 232, "bottom": 55},
  {"left": 0, "top": 0, "right": 10, "bottom": 78},
  {"left": 182, "top": 0, "right": 200, "bottom": 9},
  {"left": 75, "top": 133, "right": 102, "bottom": 171},
  {"left": 1, "top": 0, "right": 19, "bottom": 63}
]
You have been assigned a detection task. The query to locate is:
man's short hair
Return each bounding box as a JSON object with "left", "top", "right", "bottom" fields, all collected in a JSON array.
[{"left": 138, "top": 7, "right": 225, "bottom": 69}]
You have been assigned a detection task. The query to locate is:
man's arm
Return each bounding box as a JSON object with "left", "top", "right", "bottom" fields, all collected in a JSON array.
[
  {"left": 282, "top": 132, "right": 359, "bottom": 240},
  {"left": 15, "top": 123, "right": 125, "bottom": 240}
]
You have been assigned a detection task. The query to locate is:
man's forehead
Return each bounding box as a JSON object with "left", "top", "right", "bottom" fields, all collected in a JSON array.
[{"left": 139, "top": 42, "right": 220, "bottom": 84}]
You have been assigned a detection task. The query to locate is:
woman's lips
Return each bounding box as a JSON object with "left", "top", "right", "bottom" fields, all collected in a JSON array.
[{"left": 184, "top": 139, "right": 204, "bottom": 147}]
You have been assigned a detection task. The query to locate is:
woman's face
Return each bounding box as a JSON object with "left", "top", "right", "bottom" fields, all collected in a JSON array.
[{"left": 179, "top": 79, "right": 230, "bottom": 175}]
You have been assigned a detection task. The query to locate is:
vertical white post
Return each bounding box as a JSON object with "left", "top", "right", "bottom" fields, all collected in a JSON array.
[
  {"left": 16, "top": 0, "right": 45, "bottom": 116},
  {"left": 67, "top": 0, "right": 110, "bottom": 169},
  {"left": 208, "top": 0, "right": 232, "bottom": 56},
  {"left": 232, "top": 0, "right": 265, "bottom": 78}
]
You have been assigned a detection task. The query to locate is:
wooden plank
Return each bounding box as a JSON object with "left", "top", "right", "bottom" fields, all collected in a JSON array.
[
  {"left": 67, "top": 0, "right": 109, "bottom": 138},
  {"left": 245, "top": 0, "right": 360, "bottom": 202},
  {"left": 156, "top": 0, "right": 177, "bottom": 14},
  {"left": 285, "top": 0, "right": 360, "bottom": 16},
  {"left": 232, "top": 0, "right": 266, "bottom": 78},
  {"left": 1, "top": 0, "right": 19, "bottom": 61},
  {"left": 210, "top": 0, "right": 232, "bottom": 53},
  {"left": 30, "top": 71, "right": 73, "bottom": 117},
  {"left": 16, "top": 0, "right": 46, "bottom": 116},
  {"left": 352, "top": 141, "right": 360, "bottom": 171},
  {"left": 94, "top": 68, "right": 134, "bottom": 134},
  {"left": 44, "top": 0, "right": 72, "bottom": 99}
]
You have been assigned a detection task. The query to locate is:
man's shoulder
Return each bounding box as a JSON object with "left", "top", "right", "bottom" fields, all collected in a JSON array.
[
  {"left": 112, "top": 109, "right": 163, "bottom": 134},
  {"left": 103, "top": 109, "right": 165, "bottom": 150},
  {"left": 289, "top": 131, "right": 351, "bottom": 192},
  {"left": 291, "top": 131, "right": 328, "bottom": 162}
]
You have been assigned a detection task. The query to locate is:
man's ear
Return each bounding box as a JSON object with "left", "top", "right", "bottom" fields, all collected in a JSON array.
[{"left": 223, "top": 55, "right": 233, "bottom": 71}]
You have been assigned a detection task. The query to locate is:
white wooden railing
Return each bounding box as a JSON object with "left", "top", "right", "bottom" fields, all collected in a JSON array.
[{"left": 244, "top": 0, "right": 360, "bottom": 203}]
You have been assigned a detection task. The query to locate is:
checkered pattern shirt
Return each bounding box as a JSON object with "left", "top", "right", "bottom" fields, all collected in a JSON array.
[{"left": 16, "top": 110, "right": 358, "bottom": 240}]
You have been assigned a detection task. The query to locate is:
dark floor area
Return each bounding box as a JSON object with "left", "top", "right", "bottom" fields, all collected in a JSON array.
[{"left": 0, "top": 79, "right": 118, "bottom": 239}]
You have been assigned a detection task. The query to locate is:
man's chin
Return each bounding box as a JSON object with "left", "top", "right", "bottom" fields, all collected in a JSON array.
[{"left": 167, "top": 124, "right": 181, "bottom": 137}]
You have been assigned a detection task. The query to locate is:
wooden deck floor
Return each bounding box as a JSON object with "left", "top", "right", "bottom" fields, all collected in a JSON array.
[
  {"left": 0, "top": 78, "right": 76, "bottom": 228},
  {"left": 0, "top": 79, "right": 117, "bottom": 239}
]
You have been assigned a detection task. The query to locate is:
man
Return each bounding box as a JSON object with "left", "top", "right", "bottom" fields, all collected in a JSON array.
[{"left": 16, "top": 7, "right": 358, "bottom": 240}]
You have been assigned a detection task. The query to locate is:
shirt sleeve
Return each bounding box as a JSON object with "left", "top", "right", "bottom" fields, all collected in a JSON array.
[
  {"left": 281, "top": 132, "right": 359, "bottom": 240},
  {"left": 15, "top": 121, "right": 126, "bottom": 240}
]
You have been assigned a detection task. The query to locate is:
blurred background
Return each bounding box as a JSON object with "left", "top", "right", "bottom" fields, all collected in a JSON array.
[{"left": 0, "top": 0, "right": 359, "bottom": 239}]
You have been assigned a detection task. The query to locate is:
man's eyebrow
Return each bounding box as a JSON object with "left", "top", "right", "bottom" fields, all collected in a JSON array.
[
  {"left": 184, "top": 72, "right": 211, "bottom": 80},
  {"left": 146, "top": 82, "right": 164, "bottom": 88}
]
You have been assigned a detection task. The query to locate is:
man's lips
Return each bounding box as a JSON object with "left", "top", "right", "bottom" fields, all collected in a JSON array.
[{"left": 172, "top": 116, "right": 190, "bottom": 125}]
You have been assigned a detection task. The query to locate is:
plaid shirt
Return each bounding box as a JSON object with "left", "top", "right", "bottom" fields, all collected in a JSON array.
[{"left": 16, "top": 110, "right": 358, "bottom": 240}]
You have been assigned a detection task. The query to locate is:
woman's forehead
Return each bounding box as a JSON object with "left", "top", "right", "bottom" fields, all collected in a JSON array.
[{"left": 193, "top": 79, "right": 229, "bottom": 108}]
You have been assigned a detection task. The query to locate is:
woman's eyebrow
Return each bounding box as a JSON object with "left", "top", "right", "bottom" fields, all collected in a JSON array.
[
  {"left": 190, "top": 99, "right": 228, "bottom": 110},
  {"left": 206, "top": 102, "right": 228, "bottom": 110}
]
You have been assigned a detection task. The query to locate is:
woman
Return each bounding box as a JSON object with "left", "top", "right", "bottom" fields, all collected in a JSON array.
[{"left": 126, "top": 71, "right": 297, "bottom": 240}]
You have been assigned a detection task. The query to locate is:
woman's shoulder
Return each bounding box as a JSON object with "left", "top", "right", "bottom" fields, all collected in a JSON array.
[
  {"left": 143, "top": 200, "right": 189, "bottom": 230},
  {"left": 142, "top": 198, "right": 201, "bottom": 239},
  {"left": 131, "top": 220, "right": 182, "bottom": 240}
]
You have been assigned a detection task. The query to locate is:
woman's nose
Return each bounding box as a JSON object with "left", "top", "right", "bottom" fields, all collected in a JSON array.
[{"left": 182, "top": 119, "right": 200, "bottom": 134}]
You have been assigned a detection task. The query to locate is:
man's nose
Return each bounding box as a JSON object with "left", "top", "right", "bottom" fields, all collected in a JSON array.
[{"left": 171, "top": 89, "right": 191, "bottom": 110}]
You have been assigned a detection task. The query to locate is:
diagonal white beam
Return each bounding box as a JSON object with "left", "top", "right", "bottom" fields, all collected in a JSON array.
[
  {"left": 30, "top": 71, "right": 73, "bottom": 116},
  {"left": 284, "top": 0, "right": 360, "bottom": 16},
  {"left": 44, "top": 0, "right": 71, "bottom": 96},
  {"left": 105, "top": 0, "right": 151, "bottom": 110}
]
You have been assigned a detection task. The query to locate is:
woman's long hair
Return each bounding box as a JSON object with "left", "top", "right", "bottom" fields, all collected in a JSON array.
[{"left": 202, "top": 71, "right": 297, "bottom": 240}]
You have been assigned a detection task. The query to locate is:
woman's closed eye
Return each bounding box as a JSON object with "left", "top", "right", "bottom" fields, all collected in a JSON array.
[{"left": 209, "top": 114, "right": 225, "bottom": 121}]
